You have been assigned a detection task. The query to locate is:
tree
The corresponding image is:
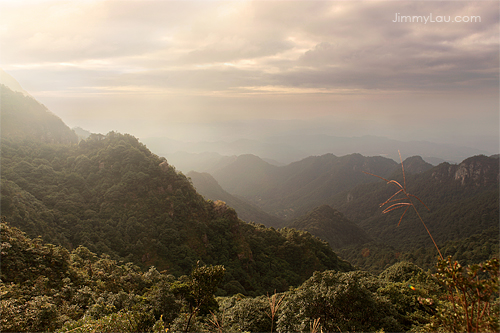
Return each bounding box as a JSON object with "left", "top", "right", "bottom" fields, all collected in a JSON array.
[
  {"left": 429, "top": 257, "right": 499, "bottom": 332},
  {"left": 277, "top": 270, "right": 406, "bottom": 332},
  {"left": 171, "top": 262, "right": 225, "bottom": 332}
]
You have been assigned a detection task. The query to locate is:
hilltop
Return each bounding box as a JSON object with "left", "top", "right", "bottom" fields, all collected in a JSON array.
[{"left": 0, "top": 86, "right": 352, "bottom": 296}]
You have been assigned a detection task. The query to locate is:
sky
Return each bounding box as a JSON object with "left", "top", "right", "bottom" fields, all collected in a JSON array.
[{"left": 0, "top": 0, "right": 498, "bottom": 152}]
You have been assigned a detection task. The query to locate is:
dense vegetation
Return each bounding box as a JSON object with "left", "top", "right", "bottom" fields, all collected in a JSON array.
[
  {"left": 339, "top": 225, "right": 500, "bottom": 274},
  {"left": 0, "top": 85, "right": 353, "bottom": 297},
  {"left": 3, "top": 222, "right": 497, "bottom": 332},
  {"left": 1, "top": 221, "right": 222, "bottom": 332},
  {"left": 1, "top": 133, "right": 351, "bottom": 296},
  {"left": 289, "top": 205, "right": 371, "bottom": 250},
  {"left": 329, "top": 155, "right": 499, "bottom": 272},
  {"left": 334, "top": 155, "right": 498, "bottom": 248}
]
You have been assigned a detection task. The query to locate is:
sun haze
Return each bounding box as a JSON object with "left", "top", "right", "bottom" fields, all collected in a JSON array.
[{"left": 1, "top": 1, "right": 498, "bottom": 152}]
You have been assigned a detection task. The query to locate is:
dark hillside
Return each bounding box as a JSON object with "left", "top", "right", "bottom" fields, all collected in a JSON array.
[
  {"left": 290, "top": 205, "right": 372, "bottom": 249},
  {"left": 332, "top": 155, "right": 499, "bottom": 252},
  {"left": 1, "top": 132, "right": 352, "bottom": 295}
]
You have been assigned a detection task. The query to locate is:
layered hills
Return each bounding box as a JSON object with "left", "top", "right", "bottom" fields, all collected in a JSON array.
[
  {"left": 187, "top": 171, "right": 285, "bottom": 228},
  {"left": 0, "top": 85, "right": 352, "bottom": 296},
  {"left": 211, "top": 153, "right": 398, "bottom": 219},
  {"left": 193, "top": 148, "right": 498, "bottom": 272}
]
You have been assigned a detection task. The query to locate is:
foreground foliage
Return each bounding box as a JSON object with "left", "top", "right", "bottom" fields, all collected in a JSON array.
[
  {"left": 2, "top": 222, "right": 498, "bottom": 332},
  {"left": 1, "top": 222, "right": 226, "bottom": 332},
  {"left": 428, "top": 257, "right": 499, "bottom": 332}
]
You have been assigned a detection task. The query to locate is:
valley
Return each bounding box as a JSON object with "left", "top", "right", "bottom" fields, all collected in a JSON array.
[
  {"left": 1, "top": 83, "right": 498, "bottom": 332},
  {"left": 2, "top": 1, "right": 499, "bottom": 330}
]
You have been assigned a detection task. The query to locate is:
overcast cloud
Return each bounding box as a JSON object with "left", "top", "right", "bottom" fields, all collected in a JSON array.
[{"left": 0, "top": 0, "right": 498, "bottom": 151}]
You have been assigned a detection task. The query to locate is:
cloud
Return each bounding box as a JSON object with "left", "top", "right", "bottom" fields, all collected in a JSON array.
[
  {"left": 0, "top": 0, "right": 497, "bottom": 147},
  {"left": 2, "top": 1, "right": 497, "bottom": 94}
]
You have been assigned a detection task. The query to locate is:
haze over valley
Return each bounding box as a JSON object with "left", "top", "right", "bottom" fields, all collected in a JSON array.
[
  {"left": 1, "top": 1, "right": 498, "bottom": 156},
  {"left": 1, "top": 1, "right": 498, "bottom": 332}
]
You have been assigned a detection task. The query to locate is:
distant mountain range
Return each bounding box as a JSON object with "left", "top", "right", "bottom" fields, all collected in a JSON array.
[
  {"left": 209, "top": 153, "right": 400, "bottom": 220},
  {"left": 143, "top": 134, "right": 492, "bottom": 171},
  {"left": 188, "top": 149, "right": 498, "bottom": 272}
]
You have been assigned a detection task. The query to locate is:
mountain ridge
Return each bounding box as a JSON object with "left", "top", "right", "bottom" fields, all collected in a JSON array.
[
  {"left": 211, "top": 153, "right": 399, "bottom": 219},
  {"left": 0, "top": 89, "right": 353, "bottom": 295},
  {"left": 143, "top": 134, "right": 493, "bottom": 170},
  {"left": 0, "top": 69, "right": 30, "bottom": 96},
  {"left": 1, "top": 84, "right": 78, "bottom": 144}
]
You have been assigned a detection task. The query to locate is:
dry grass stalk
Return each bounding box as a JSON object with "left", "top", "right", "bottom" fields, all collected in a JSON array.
[
  {"left": 310, "top": 317, "right": 321, "bottom": 333},
  {"left": 206, "top": 311, "right": 223, "bottom": 333},
  {"left": 363, "top": 150, "right": 443, "bottom": 260},
  {"left": 267, "top": 290, "right": 285, "bottom": 333}
]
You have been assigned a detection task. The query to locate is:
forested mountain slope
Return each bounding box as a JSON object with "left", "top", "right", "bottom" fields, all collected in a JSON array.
[
  {"left": 332, "top": 154, "right": 499, "bottom": 250},
  {"left": 187, "top": 171, "right": 285, "bottom": 228},
  {"left": 325, "top": 154, "right": 499, "bottom": 273},
  {"left": 289, "top": 205, "right": 372, "bottom": 249},
  {"left": 1, "top": 132, "right": 352, "bottom": 296},
  {"left": 212, "top": 153, "right": 398, "bottom": 219},
  {"left": 0, "top": 85, "right": 353, "bottom": 296},
  {"left": 1, "top": 85, "right": 78, "bottom": 144},
  {"left": 0, "top": 221, "right": 451, "bottom": 333}
]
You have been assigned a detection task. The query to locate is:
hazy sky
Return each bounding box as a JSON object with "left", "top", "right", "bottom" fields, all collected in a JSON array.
[{"left": 1, "top": 0, "right": 498, "bottom": 151}]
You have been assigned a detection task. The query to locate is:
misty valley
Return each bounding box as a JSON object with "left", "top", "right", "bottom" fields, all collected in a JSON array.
[{"left": 1, "top": 83, "right": 499, "bottom": 332}]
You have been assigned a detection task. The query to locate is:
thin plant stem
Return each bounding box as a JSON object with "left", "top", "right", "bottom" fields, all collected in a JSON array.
[
  {"left": 408, "top": 197, "right": 443, "bottom": 260},
  {"left": 267, "top": 290, "right": 285, "bottom": 333},
  {"left": 364, "top": 150, "right": 443, "bottom": 260}
]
